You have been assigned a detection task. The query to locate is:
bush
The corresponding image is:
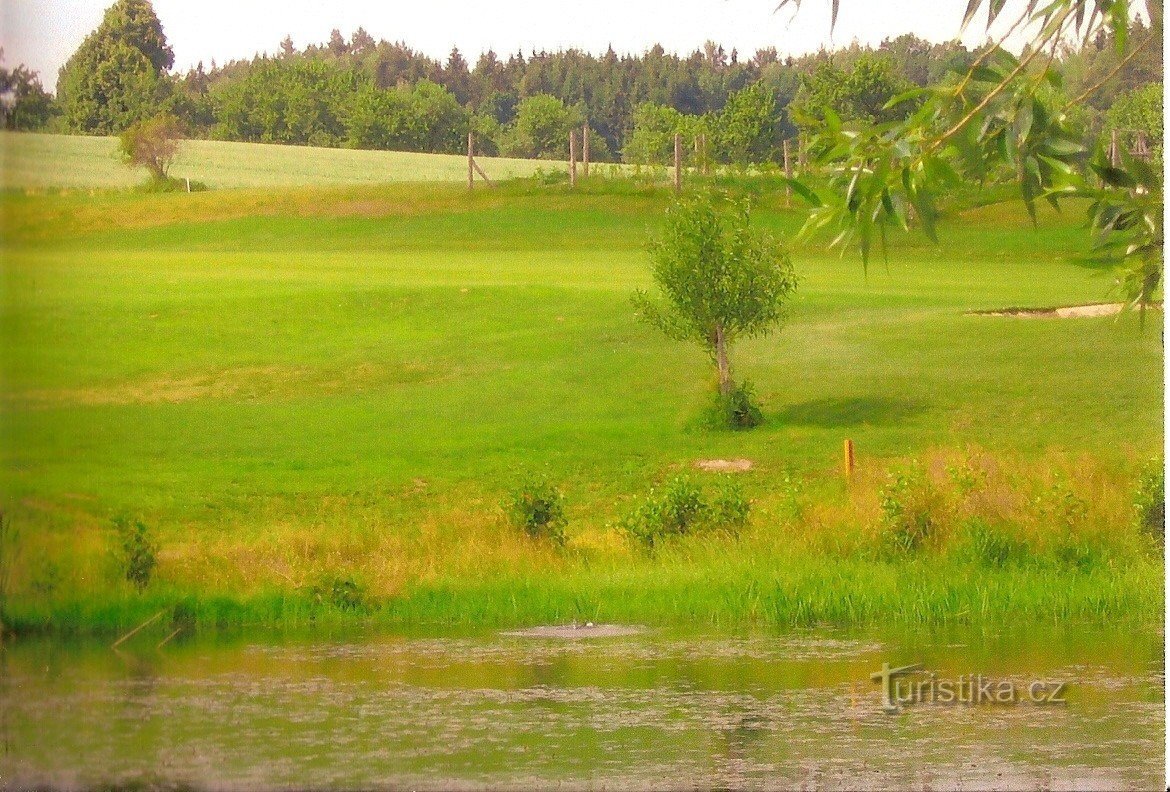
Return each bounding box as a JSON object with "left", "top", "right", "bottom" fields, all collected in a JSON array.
[
  {"left": 112, "top": 515, "right": 158, "bottom": 592},
  {"left": 136, "top": 176, "right": 208, "bottom": 193},
  {"left": 708, "top": 380, "right": 764, "bottom": 429},
  {"left": 310, "top": 574, "right": 369, "bottom": 611},
  {"left": 1135, "top": 459, "right": 1165, "bottom": 546},
  {"left": 119, "top": 114, "right": 183, "bottom": 182},
  {"left": 879, "top": 466, "right": 943, "bottom": 555},
  {"left": 503, "top": 477, "right": 567, "bottom": 545},
  {"left": 623, "top": 476, "right": 751, "bottom": 547}
]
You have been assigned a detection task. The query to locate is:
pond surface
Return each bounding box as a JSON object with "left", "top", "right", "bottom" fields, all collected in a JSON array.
[{"left": 0, "top": 624, "right": 1163, "bottom": 790}]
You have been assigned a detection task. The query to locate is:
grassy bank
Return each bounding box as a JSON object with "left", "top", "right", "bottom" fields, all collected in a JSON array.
[{"left": 0, "top": 176, "right": 1163, "bottom": 635}]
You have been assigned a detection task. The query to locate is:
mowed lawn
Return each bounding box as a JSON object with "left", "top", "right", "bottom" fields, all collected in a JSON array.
[
  {"left": 0, "top": 132, "right": 570, "bottom": 190},
  {"left": 0, "top": 180, "right": 1163, "bottom": 621}
]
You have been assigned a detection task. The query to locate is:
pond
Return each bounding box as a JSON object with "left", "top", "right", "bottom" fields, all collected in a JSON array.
[{"left": 1, "top": 624, "right": 1163, "bottom": 790}]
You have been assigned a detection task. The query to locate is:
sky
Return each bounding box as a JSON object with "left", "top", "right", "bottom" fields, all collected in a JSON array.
[{"left": 2, "top": 0, "right": 1042, "bottom": 92}]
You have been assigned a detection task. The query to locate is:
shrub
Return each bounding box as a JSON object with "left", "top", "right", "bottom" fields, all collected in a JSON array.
[
  {"left": 708, "top": 380, "right": 764, "bottom": 430},
  {"left": 623, "top": 476, "right": 751, "bottom": 547},
  {"left": 112, "top": 515, "right": 158, "bottom": 592},
  {"left": 310, "top": 574, "right": 369, "bottom": 611},
  {"left": 710, "top": 478, "right": 751, "bottom": 532},
  {"left": 503, "top": 477, "right": 567, "bottom": 545},
  {"left": 119, "top": 114, "right": 183, "bottom": 182},
  {"left": 878, "top": 466, "right": 943, "bottom": 555},
  {"left": 1135, "top": 459, "right": 1165, "bottom": 547}
]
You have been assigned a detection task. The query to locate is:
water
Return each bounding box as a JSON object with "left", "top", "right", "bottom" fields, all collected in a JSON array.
[{"left": 1, "top": 625, "right": 1163, "bottom": 790}]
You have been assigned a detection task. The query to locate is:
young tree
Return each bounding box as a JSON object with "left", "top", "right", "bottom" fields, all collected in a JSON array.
[
  {"left": 633, "top": 195, "right": 798, "bottom": 413},
  {"left": 119, "top": 114, "right": 182, "bottom": 181}
]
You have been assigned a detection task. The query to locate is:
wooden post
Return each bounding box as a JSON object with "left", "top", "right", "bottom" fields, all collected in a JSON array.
[
  {"left": 468, "top": 131, "right": 474, "bottom": 191},
  {"left": 703, "top": 134, "right": 710, "bottom": 175},
  {"left": 1110, "top": 128, "right": 1121, "bottom": 168},
  {"left": 673, "top": 132, "right": 682, "bottom": 193},
  {"left": 582, "top": 124, "right": 590, "bottom": 177},
  {"left": 569, "top": 130, "right": 578, "bottom": 188},
  {"left": 1135, "top": 130, "right": 1150, "bottom": 160},
  {"left": 844, "top": 439, "right": 855, "bottom": 479}
]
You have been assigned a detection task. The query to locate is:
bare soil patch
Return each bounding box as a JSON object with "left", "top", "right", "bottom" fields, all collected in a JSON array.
[
  {"left": 501, "top": 624, "right": 646, "bottom": 639},
  {"left": 968, "top": 302, "right": 1161, "bottom": 318},
  {"left": 694, "top": 459, "right": 754, "bottom": 472}
]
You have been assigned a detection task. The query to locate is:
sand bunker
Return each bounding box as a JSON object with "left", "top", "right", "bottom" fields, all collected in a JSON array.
[
  {"left": 969, "top": 303, "right": 1141, "bottom": 318},
  {"left": 502, "top": 624, "right": 645, "bottom": 639},
  {"left": 694, "top": 459, "right": 754, "bottom": 472}
]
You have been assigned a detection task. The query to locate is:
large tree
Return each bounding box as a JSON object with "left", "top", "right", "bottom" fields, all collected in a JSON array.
[{"left": 57, "top": 0, "right": 174, "bottom": 134}]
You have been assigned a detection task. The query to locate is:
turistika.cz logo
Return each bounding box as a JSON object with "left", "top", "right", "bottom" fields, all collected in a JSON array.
[{"left": 871, "top": 663, "right": 1069, "bottom": 713}]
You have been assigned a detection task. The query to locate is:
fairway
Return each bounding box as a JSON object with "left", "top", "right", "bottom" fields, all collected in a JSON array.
[
  {"left": 0, "top": 132, "right": 570, "bottom": 190},
  {"left": 0, "top": 177, "right": 1163, "bottom": 631}
]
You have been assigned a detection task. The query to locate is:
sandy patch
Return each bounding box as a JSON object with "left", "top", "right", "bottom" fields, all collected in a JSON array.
[
  {"left": 968, "top": 302, "right": 1160, "bottom": 318},
  {"left": 694, "top": 459, "right": 754, "bottom": 472}
]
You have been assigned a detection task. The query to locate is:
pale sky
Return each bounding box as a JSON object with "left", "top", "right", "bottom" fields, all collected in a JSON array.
[{"left": 1, "top": 1, "right": 1046, "bottom": 92}]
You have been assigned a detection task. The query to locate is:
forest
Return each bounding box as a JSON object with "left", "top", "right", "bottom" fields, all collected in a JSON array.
[{"left": 1, "top": 0, "right": 1162, "bottom": 165}]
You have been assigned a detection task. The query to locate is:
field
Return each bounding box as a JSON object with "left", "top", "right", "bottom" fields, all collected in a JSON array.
[
  {"left": 0, "top": 136, "right": 1164, "bottom": 634},
  {"left": 0, "top": 132, "right": 571, "bottom": 190}
]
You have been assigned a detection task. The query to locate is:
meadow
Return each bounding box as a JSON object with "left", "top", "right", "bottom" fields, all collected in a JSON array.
[{"left": 0, "top": 135, "right": 1163, "bottom": 635}]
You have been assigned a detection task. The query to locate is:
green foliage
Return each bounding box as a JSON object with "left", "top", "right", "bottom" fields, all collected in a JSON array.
[
  {"left": 119, "top": 114, "right": 181, "bottom": 181},
  {"left": 500, "top": 94, "right": 583, "bottom": 159},
  {"left": 634, "top": 194, "right": 797, "bottom": 403},
  {"left": 1134, "top": 458, "right": 1165, "bottom": 546},
  {"left": 879, "top": 465, "right": 943, "bottom": 555},
  {"left": 112, "top": 515, "right": 158, "bottom": 592},
  {"left": 623, "top": 476, "right": 751, "bottom": 547},
  {"left": 56, "top": 0, "right": 173, "bottom": 134},
  {"left": 345, "top": 80, "right": 467, "bottom": 153},
  {"left": 310, "top": 574, "right": 369, "bottom": 611},
  {"left": 958, "top": 519, "right": 1028, "bottom": 567},
  {"left": 714, "top": 83, "right": 781, "bottom": 165},
  {"left": 1106, "top": 82, "right": 1163, "bottom": 159},
  {"left": 503, "top": 477, "right": 568, "bottom": 545},
  {"left": 0, "top": 62, "right": 55, "bottom": 131},
  {"left": 790, "top": 54, "right": 915, "bottom": 130},
  {"left": 707, "top": 380, "right": 765, "bottom": 430}
]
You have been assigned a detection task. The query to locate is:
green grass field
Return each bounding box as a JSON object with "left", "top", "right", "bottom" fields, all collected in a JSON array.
[
  {"left": 0, "top": 138, "right": 1163, "bottom": 634},
  {"left": 1, "top": 132, "right": 577, "bottom": 190}
]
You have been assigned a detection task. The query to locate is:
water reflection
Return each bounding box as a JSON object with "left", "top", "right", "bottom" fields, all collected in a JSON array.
[{"left": 0, "top": 625, "right": 1162, "bottom": 790}]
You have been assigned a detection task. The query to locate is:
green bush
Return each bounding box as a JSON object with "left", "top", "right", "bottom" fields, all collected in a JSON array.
[
  {"left": 503, "top": 477, "right": 567, "bottom": 544},
  {"left": 623, "top": 476, "right": 751, "bottom": 547},
  {"left": 112, "top": 515, "right": 158, "bottom": 592},
  {"left": 708, "top": 380, "right": 764, "bottom": 430},
  {"left": 310, "top": 574, "right": 369, "bottom": 611},
  {"left": 1134, "top": 459, "right": 1165, "bottom": 546},
  {"left": 879, "top": 466, "right": 942, "bottom": 555}
]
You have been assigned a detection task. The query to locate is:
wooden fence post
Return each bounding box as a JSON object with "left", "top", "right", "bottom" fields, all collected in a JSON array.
[
  {"left": 844, "top": 439, "right": 856, "bottom": 479},
  {"left": 569, "top": 130, "right": 578, "bottom": 188},
  {"left": 582, "top": 124, "right": 590, "bottom": 177},
  {"left": 1110, "top": 129, "right": 1121, "bottom": 167},
  {"left": 467, "top": 131, "right": 474, "bottom": 191},
  {"left": 673, "top": 133, "right": 682, "bottom": 193}
]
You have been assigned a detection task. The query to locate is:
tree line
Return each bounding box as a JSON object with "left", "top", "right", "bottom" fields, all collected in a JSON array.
[{"left": 1, "top": 0, "right": 1161, "bottom": 166}]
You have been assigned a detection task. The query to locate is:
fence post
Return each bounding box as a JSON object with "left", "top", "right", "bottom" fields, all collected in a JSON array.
[
  {"left": 674, "top": 133, "right": 682, "bottom": 193},
  {"left": 468, "top": 131, "right": 474, "bottom": 192},
  {"left": 1110, "top": 128, "right": 1121, "bottom": 167},
  {"left": 569, "top": 130, "right": 578, "bottom": 188},
  {"left": 582, "top": 124, "right": 590, "bottom": 177},
  {"left": 844, "top": 439, "right": 856, "bottom": 479}
]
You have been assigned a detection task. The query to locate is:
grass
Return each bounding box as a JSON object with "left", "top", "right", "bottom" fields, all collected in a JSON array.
[
  {"left": 0, "top": 132, "right": 585, "bottom": 190},
  {"left": 0, "top": 156, "right": 1163, "bottom": 634}
]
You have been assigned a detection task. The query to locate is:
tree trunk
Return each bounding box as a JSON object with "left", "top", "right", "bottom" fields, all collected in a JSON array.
[{"left": 714, "top": 325, "right": 732, "bottom": 397}]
